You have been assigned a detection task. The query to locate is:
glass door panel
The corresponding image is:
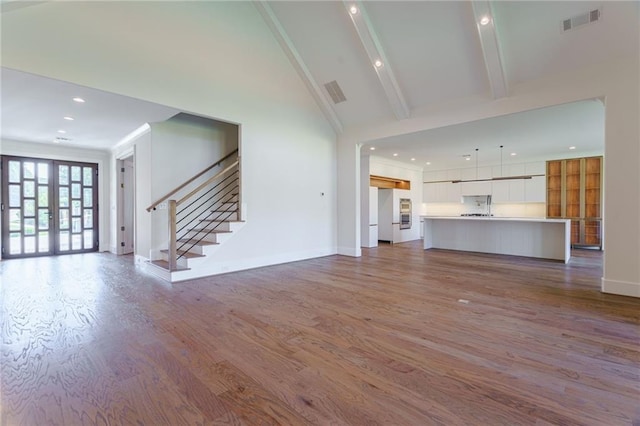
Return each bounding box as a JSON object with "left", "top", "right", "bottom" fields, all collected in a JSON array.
[
  {"left": 2, "top": 156, "right": 54, "bottom": 257},
  {"left": 53, "top": 160, "right": 98, "bottom": 253}
]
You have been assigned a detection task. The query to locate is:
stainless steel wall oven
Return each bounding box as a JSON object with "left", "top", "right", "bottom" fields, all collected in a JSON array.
[{"left": 399, "top": 198, "right": 411, "bottom": 229}]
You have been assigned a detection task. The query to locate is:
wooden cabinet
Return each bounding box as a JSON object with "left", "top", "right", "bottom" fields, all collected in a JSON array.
[{"left": 546, "top": 157, "right": 602, "bottom": 248}]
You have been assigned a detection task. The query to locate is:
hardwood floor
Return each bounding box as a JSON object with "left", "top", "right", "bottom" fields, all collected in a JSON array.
[{"left": 1, "top": 242, "right": 638, "bottom": 425}]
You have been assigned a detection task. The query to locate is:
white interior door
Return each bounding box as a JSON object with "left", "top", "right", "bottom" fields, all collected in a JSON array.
[{"left": 122, "top": 158, "right": 134, "bottom": 254}]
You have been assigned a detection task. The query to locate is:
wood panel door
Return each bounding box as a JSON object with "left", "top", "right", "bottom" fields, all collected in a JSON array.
[{"left": 1, "top": 156, "right": 99, "bottom": 258}]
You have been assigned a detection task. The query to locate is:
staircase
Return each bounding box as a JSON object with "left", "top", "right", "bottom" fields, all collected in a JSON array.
[{"left": 145, "top": 150, "right": 244, "bottom": 282}]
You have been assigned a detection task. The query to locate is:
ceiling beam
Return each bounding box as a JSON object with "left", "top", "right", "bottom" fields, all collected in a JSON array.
[
  {"left": 253, "top": 1, "right": 344, "bottom": 134},
  {"left": 471, "top": 1, "right": 509, "bottom": 99},
  {"left": 343, "top": 1, "right": 410, "bottom": 120}
]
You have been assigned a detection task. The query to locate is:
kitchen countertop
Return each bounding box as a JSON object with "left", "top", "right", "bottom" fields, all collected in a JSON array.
[{"left": 421, "top": 216, "right": 570, "bottom": 223}]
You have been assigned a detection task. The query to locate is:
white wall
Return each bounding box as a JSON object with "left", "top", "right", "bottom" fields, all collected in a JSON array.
[
  {"left": 2, "top": 1, "right": 337, "bottom": 274},
  {"left": 339, "top": 56, "right": 639, "bottom": 297},
  {"left": 0, "top": 139, "right": 111, "bottom": 254}
]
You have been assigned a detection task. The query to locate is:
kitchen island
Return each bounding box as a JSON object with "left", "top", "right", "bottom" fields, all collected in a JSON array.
[{"left": 423, "top": 216, "right": 571, "bottom": 263}]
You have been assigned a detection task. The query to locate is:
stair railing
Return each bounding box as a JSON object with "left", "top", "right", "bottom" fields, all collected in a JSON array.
[{"left": 146, "top": 149, "right": 240, "bottom": 271}]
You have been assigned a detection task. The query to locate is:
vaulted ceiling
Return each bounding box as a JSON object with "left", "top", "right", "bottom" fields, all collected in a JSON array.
[{"left": 1, "top": 1, "right": 638, "bottom": 166}]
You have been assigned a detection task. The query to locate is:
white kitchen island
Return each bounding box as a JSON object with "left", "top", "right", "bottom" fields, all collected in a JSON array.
[{"left": 423, "top": 216, "right": 571, "bottom": 263}]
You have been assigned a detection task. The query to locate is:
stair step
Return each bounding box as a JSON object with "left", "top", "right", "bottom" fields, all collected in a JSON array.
[
  {"left": 187, "top": 229, "right": 232, "bottom": 234},
  {"left": 151, "top": 260, "right": 190, "bottom": 272},
  {"left": 199, "top": 219, "right": 245, "bottom": 223},
  {"left": 160, "top": 249, "right": 205, "bottom": 259},
  {"left": 177, "top": 238, "right": 219, "bottom": 246}
]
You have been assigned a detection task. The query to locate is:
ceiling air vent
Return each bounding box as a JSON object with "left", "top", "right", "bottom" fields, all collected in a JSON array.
[
  {"left": 562, "top": 8, "right": 601, "bottom": 32},
  {"left": 324, "top": 80, "right": 347, "bottom": 104}
]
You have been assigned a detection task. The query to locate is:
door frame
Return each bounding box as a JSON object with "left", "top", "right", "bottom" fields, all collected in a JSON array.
[
  {"left": 115, "top": 148, "right": 136, "bottom": 255},
  {"left": 1, "top": 155, "right": 99, "bottom": 258}
]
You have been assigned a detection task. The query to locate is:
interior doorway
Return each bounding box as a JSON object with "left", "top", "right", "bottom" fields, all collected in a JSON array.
[{"left": 117, "top": 154, "right": 135, "bottom": 255}]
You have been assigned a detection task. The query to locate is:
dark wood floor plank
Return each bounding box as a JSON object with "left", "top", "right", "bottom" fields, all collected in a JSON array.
[{"left": 2, "top": 242, "right": 639, "bottom": 425}]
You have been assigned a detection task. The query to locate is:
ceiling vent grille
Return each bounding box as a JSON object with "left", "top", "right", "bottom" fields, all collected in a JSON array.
[
  {"left": 324, "top": 80, "right": 347, "bottom": 104},
  {"left": 562, "top": 9, "right": 601, "bottom": 32}
]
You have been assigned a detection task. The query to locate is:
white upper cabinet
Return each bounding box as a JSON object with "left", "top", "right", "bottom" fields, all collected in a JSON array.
[
  {"left": 525, "top": 176, "right": 546, "bottom": 202},
  {"left": 525, "top": 162, "right": 546, "bottom": 175},
  {"left": 423, "top": 182, "right": 462, "bottom": 203},
  {"left": 423, "top": 170, "right": 447, "bottom": 182},
  {"left": 460, "top": 166, "right": 492, "bottom": 180},
  {"left": 460, "top": 181, "right": 492, "bottom": 196},
  {"left": 491, "top": 180, "right": 510, "bottom": 203},
  {"left": 424, "top": 161, "right": 546, "bottom": 203}
]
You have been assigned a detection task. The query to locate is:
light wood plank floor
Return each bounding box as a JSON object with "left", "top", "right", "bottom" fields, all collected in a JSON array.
[{"left": 1, "top": 242, "right": 638, "bottom": 425}]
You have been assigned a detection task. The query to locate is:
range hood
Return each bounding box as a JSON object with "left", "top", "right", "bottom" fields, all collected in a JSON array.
[{"left": 461, "top": 195, "right": 492, "bottom": 205}]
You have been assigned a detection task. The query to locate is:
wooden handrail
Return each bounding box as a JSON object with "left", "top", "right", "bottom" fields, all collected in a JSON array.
[
  {"left": 176, "top": 161, "right": 238, "bottom": 207},
  {"left": 146, "top": 149, "right": 238, "bottom": 212}
]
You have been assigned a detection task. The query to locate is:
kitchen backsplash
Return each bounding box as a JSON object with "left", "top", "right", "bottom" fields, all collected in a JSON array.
[{"left": 421, "top": 202, "right": 545, "bottom": 218}]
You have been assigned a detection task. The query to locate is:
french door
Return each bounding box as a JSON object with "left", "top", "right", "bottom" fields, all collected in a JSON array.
[{"left": 1, "top": 156, "right": 99, "bottom": 258}]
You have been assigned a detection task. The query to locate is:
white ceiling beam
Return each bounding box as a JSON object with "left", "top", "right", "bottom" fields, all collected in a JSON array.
[
  {"left": 253, "top": 1, "right": 343, "bottom": 134},
  {"left": 343, "top": 1, "right": 410, "bottom": 120},
  {"left": 472, "top": 1, "right": 509, "bottom": 99}
]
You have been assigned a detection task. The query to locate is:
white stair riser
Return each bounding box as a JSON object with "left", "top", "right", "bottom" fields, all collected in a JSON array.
[
  {"left": 174, "top": 244, "right": 205, "bottom": 255},
  {"left": 209, "top": 212, "right": 238, "bottom": 221},
  {"left": 195, "top": 221, "right": 243, "bottom": 232},
  {"left": 160, "top": 252, "right": 189, "bottom": 268}
]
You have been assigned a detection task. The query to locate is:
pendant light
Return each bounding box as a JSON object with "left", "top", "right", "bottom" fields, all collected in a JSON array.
[{"left": 475, "top": 148, "right": 479, "bottom": 179}]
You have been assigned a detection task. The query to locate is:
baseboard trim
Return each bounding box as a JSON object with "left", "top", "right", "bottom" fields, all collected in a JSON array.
[{"left": 601, "top": 278, "right": 640, "bottom": 298}]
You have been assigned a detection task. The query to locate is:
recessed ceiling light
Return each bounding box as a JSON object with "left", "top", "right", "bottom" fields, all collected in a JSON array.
[
  {"left": 426, "top": 162, "right": 431, "bottom": 165},
  {"left": 72, "top": 97, "right": 85, "bottom": 103},
  {"left": 480, "top": 15, "right": 491, "bottom": 26},
  {"left": 569, "top": 146, "right": 576, "bottom": 150},
  {"left": 374, "top": 59, "right": 383, "bottom": 68},
  {"left": 411, "top": 158, "right": 416, "bottom": 161},
  {"left": 393, "top": 153, "right": 398, "bottom": 157},
  {"left": 63, "top": 116, "right": 74, "bottom": 121},
  {"left": 349, "top": 5, "right": 358, "bottom": 15},
  {"left": 57, "top": 130, "right": 66, "bottom": 134},
  {"left": 510, "top": 152, "right": 517, "bottom": 156},
  {"left": 370, "top": 147, "right": 376, "bottom": 151}
]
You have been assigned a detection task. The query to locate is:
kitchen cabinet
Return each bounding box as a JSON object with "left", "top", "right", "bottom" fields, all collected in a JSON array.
[
  {"left": 460, "top": 166, "right": 492, "bottom": 180},
  {"left": 492, "top": 177, "right": 543, "bottom": 203},
  {"left": 367, "top": 187, "right": 378, "bottom": 248},
  {"left": 491, "top": 180, "right": 510, "bottom": 203},
  {"left": 378, "top": 188, "right": 416, "bottom": 243},
  {"left": 423, "top": 182, "right": 460, "bottom": 203},
  {"left": 525, "top": 176, "right": 546, "bottom": 202},
  {"left": 378, "top": 189, "right": 394, "bottom": 242},
  {"left": 546, "top": 156, "right": 602, "bottom": 248},
  {"left": 460, "top": 180, "right": 491, "bottom": 196},
  {"left": 424, "top": 161, "right": 545, "bottom": 204},
  {"left": 489, "top": 179, "right": 524, "bottom": 203}
]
